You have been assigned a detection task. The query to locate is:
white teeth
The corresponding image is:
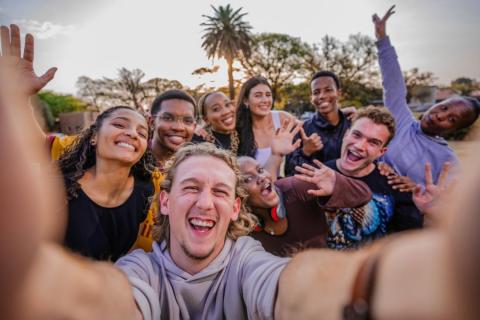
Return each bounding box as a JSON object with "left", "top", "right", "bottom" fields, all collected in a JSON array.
[
  {"left": 190, "top": 218, "right": 214, "bottom": 228},
  {"left": 117, "top": 142, "right": 135, "bottom": 151}
]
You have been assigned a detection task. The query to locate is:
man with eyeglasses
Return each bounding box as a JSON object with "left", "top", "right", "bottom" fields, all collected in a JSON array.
[{"left": 135, "top": 89, "right": 198, "bottom": 251}]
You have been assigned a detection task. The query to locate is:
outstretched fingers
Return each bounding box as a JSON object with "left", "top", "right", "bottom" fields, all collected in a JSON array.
[
  {"left": 23, "top": 33, "right": 34, "bottom": 62},
  {"left": 9, "top": 24, "right": 21, "bottom": 57},
  {"left": 295, "top": 165, "right": 314, "bottom": 177},
  {"left": 424, "top": 162, "right": 433, "bottom": 186},
  {"left": 382, "top": 5, "right": 396, "bottom": 22},
  {"left": 1, "top": 25, "right": 11, "bottom": 56},
  {"left": 437, "top": 162, "right": 450, "bottom": 188}
]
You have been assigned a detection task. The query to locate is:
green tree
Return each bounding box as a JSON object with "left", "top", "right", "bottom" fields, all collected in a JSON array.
[
  {"left": 403, "top": 68, "right": 436, "bottom": 102},
  {"left": 303, "top": 34, "right": 379, "bottom": 105},
  {"left": 240, "top": 33, "right": 310, "bottom": 103},
  {"left": 201, "top": 4, "right": 252, "bottom": 99},
  {"left": 451, "top": 77, "right": 479, "bottom": 96},
  {"left": 37, "top": 91, "right": 88, "bottom": 119}
]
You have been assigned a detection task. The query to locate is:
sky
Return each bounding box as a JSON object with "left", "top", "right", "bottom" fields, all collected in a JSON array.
[{"left": 0, "top": 0, "right": 479, "bottom": 95}]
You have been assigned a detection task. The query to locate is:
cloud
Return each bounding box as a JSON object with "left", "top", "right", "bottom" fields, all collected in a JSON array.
[{"left": 13, "top": 19, "right": 75, "bottom": 39}]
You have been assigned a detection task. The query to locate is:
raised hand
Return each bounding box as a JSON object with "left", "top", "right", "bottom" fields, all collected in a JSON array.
[
  {"left": 413, "top": 162, "right": 450, "bottom": 217},
  {"left": 300, "top": 128, "right": 323, "bottom": 156},
  {"left": 372, "top": 5, "right": 396, "bottom": 40},
  {"left": 271, "top": 118, "right": 302, "bottom": 156},
  {"left": 378, "top": 161, "right": 416, "bottom": 192},
  {"left": 294, "top": 159, "right": 336, "bottom": 196},
  {"left": 0, "top": 24, "right": 57, "bottom": 97}
]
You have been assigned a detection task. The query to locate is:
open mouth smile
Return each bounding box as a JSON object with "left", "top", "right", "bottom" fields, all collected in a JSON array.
[{"left": 188, "top": 217, "right": 216, "bottom": 234}]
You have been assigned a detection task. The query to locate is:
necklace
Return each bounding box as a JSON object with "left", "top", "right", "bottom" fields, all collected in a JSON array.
[{"left": 205, "top": 126, "right": 239, "bottom": 155}]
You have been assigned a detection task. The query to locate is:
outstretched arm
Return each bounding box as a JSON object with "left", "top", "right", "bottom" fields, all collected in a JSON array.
[
  {"left": 0, "top": 24, "right": 141, "bottom": 320},
  {"left": 372, "top": 6, "right": 414, "bottom": 127}
]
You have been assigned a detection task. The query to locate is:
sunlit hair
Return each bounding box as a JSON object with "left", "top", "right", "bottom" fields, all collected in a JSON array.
[
  {"left": 58, "top": 106, "right": 154, "bottom": 199},
  {"left": 352, "top": 106, "right": 396, "bottom": 146},
  {"left": 153, "top": 142, "right": 257, "bottom": 243},
  {"left": 236, "top": 76, "right": 273, "bottom": 157}
]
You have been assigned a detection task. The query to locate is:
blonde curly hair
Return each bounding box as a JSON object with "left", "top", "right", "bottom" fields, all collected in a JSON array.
[{"left": 153, "top": 143, "right": 257, "bottom": 243}]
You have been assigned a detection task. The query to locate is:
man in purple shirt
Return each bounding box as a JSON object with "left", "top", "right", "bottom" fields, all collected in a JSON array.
[{"left": 373, "top": 5, "right": 480, "bottom": 184}]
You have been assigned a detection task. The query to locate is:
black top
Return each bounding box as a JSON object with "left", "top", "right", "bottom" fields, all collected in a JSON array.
[
  {"left": 285, "top": 110, "right": 350, "bottom": 176},
  {"left": 192, "top": 131, "right": 233, "bottom": 150},
  {"left": 324, "top": 160, "right": 422, "bottom": 249},
  {"left": 64, "top": 179, "right": 153, "bottom": 261}
]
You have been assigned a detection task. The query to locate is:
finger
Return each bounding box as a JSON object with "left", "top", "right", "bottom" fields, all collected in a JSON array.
[
  {"left": 309, "top": 133, "right": 319, "bottom": 139},
  {"left": 413, "top": 184, "right": 423, "bottom": 197},
  {"left": 1, "top": 25, "right": 11, "bottom": 56},
  {"left": 437, "top": 162, "right": 450, "bottom": 188},
  {"left": 294, "top": 174, "right": 312, "bottom": 183},
  {"left": 301, "top": 162, "right": 319, "bottom": 172},
  {"left": 424, "top": 162, "right": 433, "bottom": 186},
  {"left": 292, "top": 138, "right": 301, "bottom": 149},
  {"left": 307, "top": 189, "right": 328, "bottom": 197},
  {"left": 372, "top": 13, "right": 380, "bottom": 23},
  {"left": 384, "top": 5, "right": 396, "bottom": 20},
  {"left": 312, "top": 159, "right": 323, "bottom": 169},
  {"left": 37, "top": 67, "right": 57, "bottom": 89},
  {"left": 290, "top": 124, "right": 301, "bottom": 137},
  {"left": 23, "top": 33, "right": 34, "bottom": 62},
  {"left": 9, "top": 24, "right": 21, "bottom": 57},
  {"left": 295, "top": 166, "right": 314, "bottom": 176},
  {"left": 300, "top": 128, "right": 308, "bottom": 140}
]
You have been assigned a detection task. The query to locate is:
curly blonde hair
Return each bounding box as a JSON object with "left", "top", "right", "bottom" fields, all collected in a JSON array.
[{"left": 153, "top": 143, "right": 257, "bottom": 243}]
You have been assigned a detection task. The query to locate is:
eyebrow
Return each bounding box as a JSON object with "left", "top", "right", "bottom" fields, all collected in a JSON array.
[
  {"left": 112, "top": 116, "right": 148, "bottom": 131},
  {"left": 179, "top": 177, "right": 234, "bottom": 191}
]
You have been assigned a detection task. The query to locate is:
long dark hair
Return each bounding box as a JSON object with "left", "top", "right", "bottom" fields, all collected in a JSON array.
[
  {"left": 58, "top": 106, "right": 154, "bottom": 199},
  {"left": 236, "top": 76, "right": 273, "bottom": 157}
]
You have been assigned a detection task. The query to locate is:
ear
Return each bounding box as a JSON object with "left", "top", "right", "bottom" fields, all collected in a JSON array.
[
  {"left": 159, "top": 190, "right": 170, "bottom": 216},
  {"left": 379, "top": 146, "right": 388, "bottom": 157},
  {"left": 337, "top": 88, "right": 343, "bottom": 98},
  {"left": 230, "top": 197, "right": 241, "bottom": 221},
  {"left": 90, "top": 132, "right": 98, "bottom": 146}
]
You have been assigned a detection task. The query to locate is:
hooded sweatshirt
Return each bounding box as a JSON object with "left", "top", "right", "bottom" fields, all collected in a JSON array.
[{"left": 115, "top": 236, "right": 289, "bottom": 320}]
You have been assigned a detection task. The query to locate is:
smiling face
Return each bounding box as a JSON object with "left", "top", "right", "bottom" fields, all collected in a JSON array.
[
  {"left": 203, "top": 92, "right": 236, "bottom": 133},
  {"left": 160, "top": 155, "right": 241, "bottom": 274},
  {"left": 420, "top": 98, "right": 476, "bottom": 136},
  {"left": 338, "top": 117, "right": 389, "bottom": 177},
  {"left": 310, "top": 76, "right": 341, "bottom": 116},
  {"left": 245, "top": 84, "right": 273, "bottom": 117},
  {"left": 94, "top": 108, "right": 148, "bottom": 166},
  {"left": 152, "top": 99, "right": 196, "bottom": 154},
  {"left": 238, "top": 157, "right": 279, "bottom": 209}
]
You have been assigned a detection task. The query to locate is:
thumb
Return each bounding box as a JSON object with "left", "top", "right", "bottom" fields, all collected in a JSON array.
[
  {"left": 307, "top": 189, "right": 327, "bottom": 197},
  {"left": 372, "top": 13, "right": 380, "bottom": 23},
  {"left": 38, "top": 67, "right": 57, "bottom": 89},
  {"left": 300, "top": 128, "right": 308, "bottom": 140}
]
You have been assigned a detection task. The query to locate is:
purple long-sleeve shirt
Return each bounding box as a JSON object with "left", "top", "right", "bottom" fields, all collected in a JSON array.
[{"left": 377, "top": 37, "right": 459, "bottom": 185}]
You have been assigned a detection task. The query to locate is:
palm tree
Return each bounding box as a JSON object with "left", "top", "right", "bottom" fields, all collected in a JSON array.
[{"left": 201, "top": 4, "right": 252, "bottom": 99}]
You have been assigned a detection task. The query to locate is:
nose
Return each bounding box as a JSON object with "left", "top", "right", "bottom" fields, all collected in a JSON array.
[
  {"left": 436, "top": 111, "right": 447, "bottom": 122},
  {"left": 171, "top": 118, "right": 186, "bottom": 130},
  {"left": 125, "top": 127, "right": 138, "bottom": 139},
  {"left": 195, "top": 189, "right": 214, "bottom": 211},
  {"left": 354, "top": 138, "right": 368, "bottom": 151}
]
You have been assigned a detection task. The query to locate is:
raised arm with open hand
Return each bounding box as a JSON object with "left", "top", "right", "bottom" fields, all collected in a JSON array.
[
  {"left": 0, "top": 24, "right": 57, "bottom": 97},
  {"left": 294, "top": 159, "right": 336, "bottom": 196},
  {"left": 271, "top": 118, "right": 302, "bottom": 157},
  {"left": 372, "top": 5, "right": 396, "bottom": 40}
]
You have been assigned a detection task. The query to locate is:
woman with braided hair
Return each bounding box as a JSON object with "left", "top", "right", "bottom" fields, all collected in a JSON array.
[{"left": 58, "top": 105, "right": 155, "bottom": 261}]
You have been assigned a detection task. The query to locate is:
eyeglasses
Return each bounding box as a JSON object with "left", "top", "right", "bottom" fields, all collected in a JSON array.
[{"left": 157, "top": 113, "right": 195, "bottom": 126}]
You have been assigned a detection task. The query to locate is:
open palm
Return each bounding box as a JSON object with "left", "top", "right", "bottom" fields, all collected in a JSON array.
[
  {"left": 1, "top": 24, "right": 56, "bottom": 96},
  {"left": 271, "top": 118, "right": 302, "bottom": 156}
]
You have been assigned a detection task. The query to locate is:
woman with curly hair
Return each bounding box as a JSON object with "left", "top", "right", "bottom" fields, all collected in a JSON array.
[
  {"left": 192, "top": 91, "right": 240, "bottom": 154},
  {"left": 59, "top": 106, "right": 155, "bottom": 261},
  {"left": 236, "top": 76, "right": 297, "bottom": 167}
]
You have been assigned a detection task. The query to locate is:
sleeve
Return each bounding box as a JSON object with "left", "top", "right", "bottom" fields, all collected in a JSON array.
[
  {"left": 49, "top": 135, "right": 77, "bottom": 160},
  {"left": 377, "top": 36, "right": 414, "bottom": 129},
  {"left": 389, "top": 190, "right": 424, "bottom": 232},
  {"left": 319, "top": 172, "right": 372, "bottom": 209},
  {"left": 238, "top": 238, "right": 289, "bottom": 320},
  {"left": 115, "top": 251, "right": 162, "bottom": 320}
]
